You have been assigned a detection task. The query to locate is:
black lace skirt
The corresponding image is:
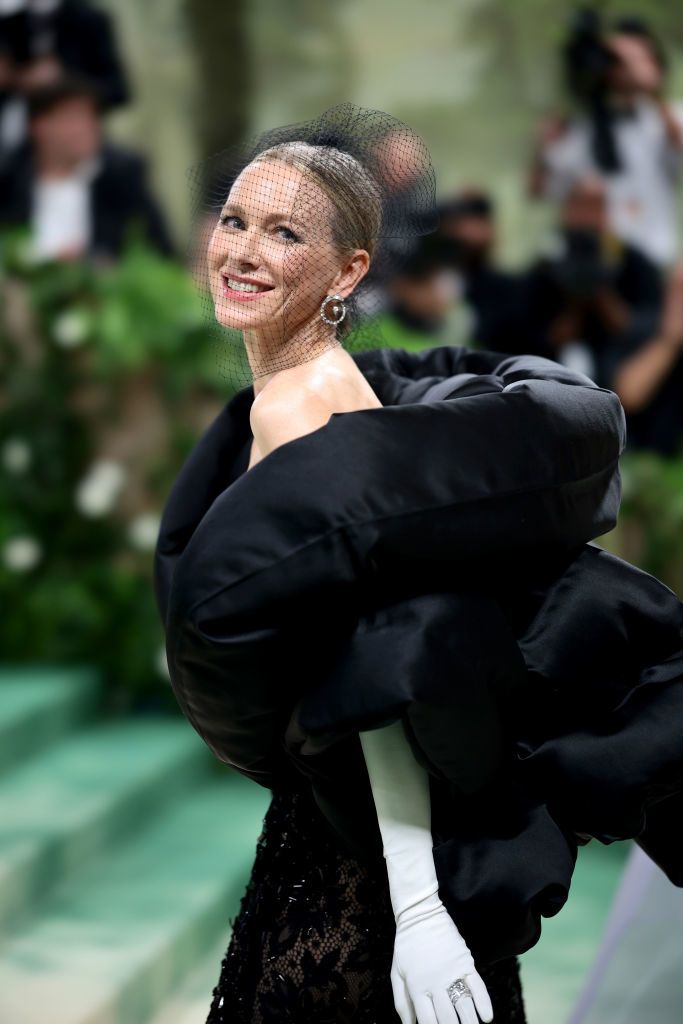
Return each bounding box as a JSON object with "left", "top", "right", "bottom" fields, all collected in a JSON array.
[{"left": 206, "top": 780, "right": 528, "bottom": 1023}]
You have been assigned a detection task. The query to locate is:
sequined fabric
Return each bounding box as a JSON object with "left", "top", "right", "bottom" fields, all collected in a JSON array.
[{"left": 205, "top": 780, "right": 528, "bottom": 1023}]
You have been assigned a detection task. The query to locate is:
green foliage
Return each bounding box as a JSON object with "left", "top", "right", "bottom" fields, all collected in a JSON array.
[
  {"left": 599, "top": 447, "right": 683, "bottom": 597},
  {"left": 0, "top": 228, "right": 234, "bottom": 707}
]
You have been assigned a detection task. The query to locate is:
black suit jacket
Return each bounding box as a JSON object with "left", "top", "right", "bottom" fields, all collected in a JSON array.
[
  {"left": 0, "top": 0, "right": 129, "bottom": 109},
  {"left": 0, "top": 138, "right": 175, "bottom": 259}
]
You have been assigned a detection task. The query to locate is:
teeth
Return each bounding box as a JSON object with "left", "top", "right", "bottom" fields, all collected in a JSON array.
[{"left": 225, "top": 277, "right": 269, "bottom": 293}]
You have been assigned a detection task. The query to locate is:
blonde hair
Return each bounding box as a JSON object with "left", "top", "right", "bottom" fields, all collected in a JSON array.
[{"left": 251, "top": 140, "right": 382, "bottom": 262}]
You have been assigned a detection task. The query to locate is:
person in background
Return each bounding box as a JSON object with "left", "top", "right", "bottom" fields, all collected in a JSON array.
[
  {"left": 523, "top": 174, "right": 662, "bottom": 381},
  {"left": 350, "top": 231, "right": 464, "bottom": 352},
  {"left": 602, "top": 260, "right": 683, "bottom": 455},
  {"left": 529, "top": 10, "right": 683, "bottom": 269},
  {"left": 0, "top": 72, "right": 174, "bottom": 263},
  {"left": 435, "top": 189, "right": 529, "bottom": 353},
  {"left": 0, "top": 0, "right": 128, "bottom": 166}
]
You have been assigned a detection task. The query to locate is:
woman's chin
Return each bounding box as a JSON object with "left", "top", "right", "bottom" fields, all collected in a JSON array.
[{"left": 214, "top": 307, "right": 267, "bottom": 332}]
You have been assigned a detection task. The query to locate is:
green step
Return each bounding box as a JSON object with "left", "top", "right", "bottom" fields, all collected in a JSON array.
[
  {"left": 0, "top": 717, "right": 212, "bottom": 935},
  {"left": 0, "top": 666, "right": 101, "bottom": 776},
  {"left": 0, "top": 773, "right": 271, "bottom": 1024},
  {"left": 520, "top": 839, "right": 631, "bottom": 1021},
  {"left": 144, "top": 930, "right": 236, "bottom": 1024}
]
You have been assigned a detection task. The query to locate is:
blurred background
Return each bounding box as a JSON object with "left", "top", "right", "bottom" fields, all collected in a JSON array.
[{"left": 1, "top": 1, "right": 683, "bottom": 1022}]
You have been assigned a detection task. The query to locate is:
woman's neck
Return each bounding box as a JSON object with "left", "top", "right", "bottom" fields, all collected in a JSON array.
[{"left": 244, "top": 318, "right": 340, "bottom": 396}]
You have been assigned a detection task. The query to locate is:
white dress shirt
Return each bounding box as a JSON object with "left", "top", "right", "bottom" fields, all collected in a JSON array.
[
  {"left": 542, "top": 97, "right": 683, "bottom": 267},
  {"left": 30, "top": 152, "right": 102, "bottom": 260}
]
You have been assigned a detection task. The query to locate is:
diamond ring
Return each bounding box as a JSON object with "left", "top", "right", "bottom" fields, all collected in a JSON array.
[{"left": 447, "top": 977, "right": 473, "bottom": 1007}]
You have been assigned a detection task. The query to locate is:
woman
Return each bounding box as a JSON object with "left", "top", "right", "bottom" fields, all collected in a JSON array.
[
  {"left": 155, "top": 104, "right": 683, "bottom": 1023},
  {"left": 205, "top": 125, "right": 499, "bottom": 1024}
]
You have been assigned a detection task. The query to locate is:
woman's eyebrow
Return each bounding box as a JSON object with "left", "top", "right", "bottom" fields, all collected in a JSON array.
[{"left": 221, "top": 201, "right": 306, "bottom": 227}]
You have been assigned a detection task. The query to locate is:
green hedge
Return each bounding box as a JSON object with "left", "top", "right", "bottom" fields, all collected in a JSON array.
[
  {"left": 0, "top": 227, "right": 237, "bottom": 710},
  {"left": 599, "top": 448, "right": 683, "bottom": 598}
]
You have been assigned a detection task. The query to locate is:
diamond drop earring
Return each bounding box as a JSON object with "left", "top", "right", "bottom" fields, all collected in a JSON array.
[{"left": 320, "top": 293, "right": 347, "bottom": 325}]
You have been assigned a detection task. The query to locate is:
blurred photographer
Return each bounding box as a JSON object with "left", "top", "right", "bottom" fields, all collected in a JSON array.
[
  {"left": 0, "top": 0, "right": 129, "bottom": 167},
  {"left": 529, "top": 9, "right": 683, "bottom": 268},
  {"left": 525, "top": 174, "right": 662, "bottom": 379},
  {"left": 435, "top": 189, "right": 530, "bottom": 353},
  {"left": 350, "top": 232, "right": 465, "bottom": 352},
  {"left": 603, "top": 260, "right": 683, "bottom": 454}
]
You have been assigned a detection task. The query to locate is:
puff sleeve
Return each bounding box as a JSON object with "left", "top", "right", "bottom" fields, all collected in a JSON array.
[{"left": 154, "top": 348, "right": 626, "bottom": 789}]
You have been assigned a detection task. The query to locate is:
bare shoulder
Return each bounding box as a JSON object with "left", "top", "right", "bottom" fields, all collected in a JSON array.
[
  {"left": 250, "top": 374, "right": 334, "bottom": 456},
  {"left": 252, "top": 372, "right": 332, "bottom": 423},
  {"left": 250, "top": 356, "right": 382, "bottom": 458}
]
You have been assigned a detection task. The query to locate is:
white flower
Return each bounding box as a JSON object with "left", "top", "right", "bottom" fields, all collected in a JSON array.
[
  {"left": 127, "top": 512, "right": 161, "bottom": 551},
  {"left": 2, "top": 437, "right": 32, "bottom": 474},
  {"left": 155, "top": 642, "right": 171, "bottom": 681},
  {"left": 74, "top": 459, "right": 127, "bottom": 517},
  {"left": 2, "top": 535, "right": 42, "bottom": 572},
  {"left": 52, "top": 309, "right": 90, "bottom": 349}
]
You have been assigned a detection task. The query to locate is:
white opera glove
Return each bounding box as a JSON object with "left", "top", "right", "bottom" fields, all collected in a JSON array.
[{"left": 359, "top": 720, "right": 494, "bottom": 1024}]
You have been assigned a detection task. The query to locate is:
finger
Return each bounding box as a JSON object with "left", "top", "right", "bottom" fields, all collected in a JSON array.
[
  {"left": 455, "top": 996, "right": 480, "bottom": 1024},
  {"left": 391, "top": 961, "right": 416, "bottom": 1024},
  {"left": 415, "top": 994, "right": 438, "bottom": 1024},
  {"left": 466, "top": 974, "right": 494, "bottom": 1023},
  {"left": 431, "top": 988, "right": 461, "bottom": 1022}
]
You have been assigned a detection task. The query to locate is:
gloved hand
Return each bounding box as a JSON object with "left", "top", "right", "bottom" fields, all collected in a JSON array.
[
  {"left": 359, "top": 719, "right": 494, "bottom": 1024},
  {"left": 392, "top": 887, "right": 493, "bottom": 1024}
]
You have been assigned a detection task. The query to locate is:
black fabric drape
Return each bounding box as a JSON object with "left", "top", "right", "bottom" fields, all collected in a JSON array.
[{"left": 154, "top": 345, "right": 683, "bottom": 962}]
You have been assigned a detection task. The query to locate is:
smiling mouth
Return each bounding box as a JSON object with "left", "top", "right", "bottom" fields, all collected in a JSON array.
[{"left": 222, "top": 274, "right": 274, "bottom": 295}]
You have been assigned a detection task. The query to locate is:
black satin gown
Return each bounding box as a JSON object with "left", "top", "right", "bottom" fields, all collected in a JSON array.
[
  {"left": 154, "top": 346, "right": 683, "bottom": 1018},
  {"left": 205, "top": 778, "right": 528, "bottom": 1024},
  {"left": 203, "top": 431, "right": 527, "bottom": 1023}
]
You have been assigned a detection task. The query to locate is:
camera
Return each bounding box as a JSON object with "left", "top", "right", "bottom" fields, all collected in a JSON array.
[
  {"left": 563, "top": 8, "right": 615, "bottom": 106},
  {"left": 548, "top": 228, "right": 619, "bottom": 300}
]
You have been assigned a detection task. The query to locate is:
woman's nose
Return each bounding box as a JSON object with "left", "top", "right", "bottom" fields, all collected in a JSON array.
[{"left": 230, "top": 226, "right": 265, "bottom": 268}]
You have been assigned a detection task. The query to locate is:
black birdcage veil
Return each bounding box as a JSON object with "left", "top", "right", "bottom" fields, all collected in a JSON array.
[{"left": 186, "top": 102, "right": 438, "bottom": 391}]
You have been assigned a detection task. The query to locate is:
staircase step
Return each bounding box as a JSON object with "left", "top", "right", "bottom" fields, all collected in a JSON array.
[
  {"left": 144, "top": 931, "right": 235, "bottom": 1024},
  {"left": 0, "top": 773, "right": 270, "bottom": 1024},
  {"left": 0, "top": 716, "right": 212, "bottom": 934},
  {"left": 0, "top": 665, "right": 101, "bottom": 775}
]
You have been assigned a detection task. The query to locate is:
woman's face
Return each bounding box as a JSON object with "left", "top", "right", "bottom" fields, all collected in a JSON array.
[{"left": 207, "top": 158, "right": 354, "bottom": 340}]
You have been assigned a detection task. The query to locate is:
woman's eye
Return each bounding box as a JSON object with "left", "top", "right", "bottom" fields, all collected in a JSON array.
[
  {"left": 218, "top": 215, "right": 299, "bottom": 242},
  {"left": 276, "top": 225, "right": 299, "bottom": 242}
]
